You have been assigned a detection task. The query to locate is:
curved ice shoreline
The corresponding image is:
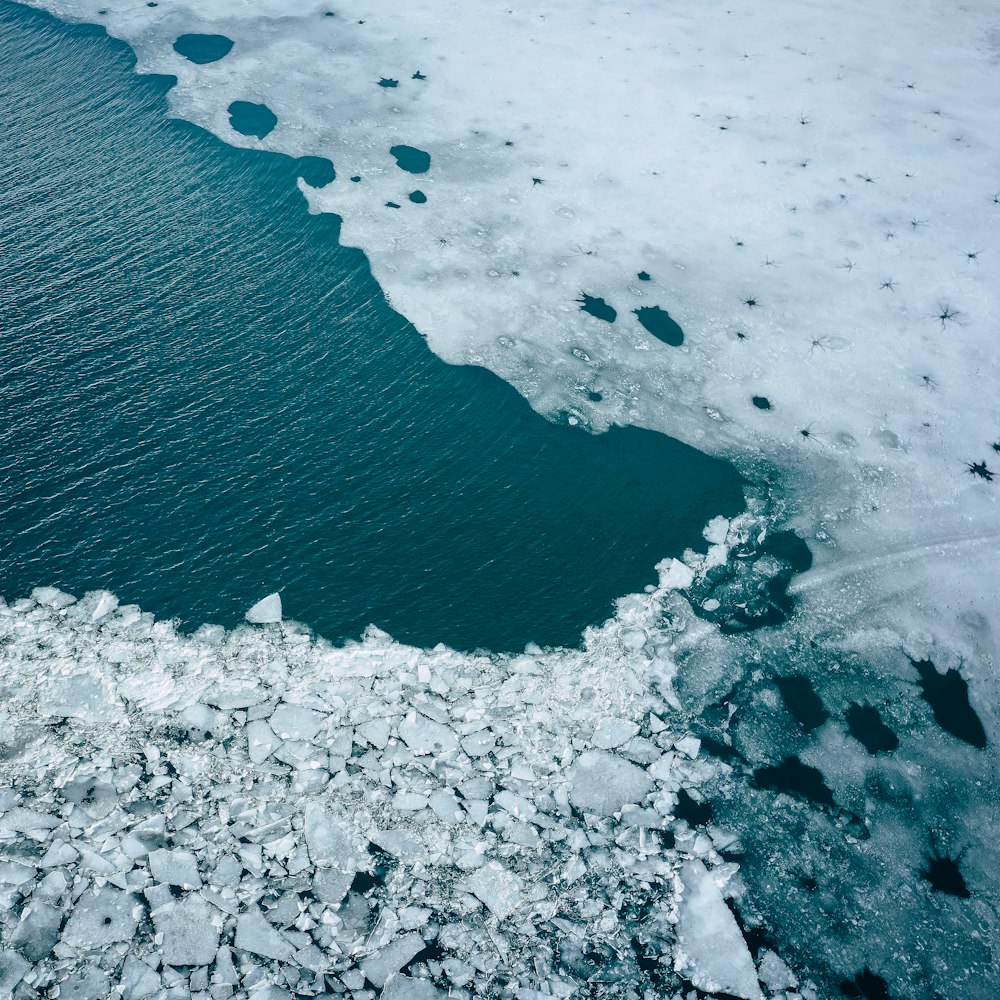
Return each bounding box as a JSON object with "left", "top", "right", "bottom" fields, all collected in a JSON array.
[{"left": 0, "top": 570, "right": 802, "bottom": 1000}]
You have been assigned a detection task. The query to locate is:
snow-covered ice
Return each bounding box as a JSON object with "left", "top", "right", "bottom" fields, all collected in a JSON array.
[{"left": 4, "top": 0, "right": 1000, "bottom": 995}]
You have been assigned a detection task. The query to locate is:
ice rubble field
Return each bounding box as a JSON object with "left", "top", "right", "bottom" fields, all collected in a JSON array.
[
  {"left": 3, "top": 0, "right": 1000, "bottom": 998},
  {"left": 1, "top": 576, "right": 794, "bottom": 1000}
]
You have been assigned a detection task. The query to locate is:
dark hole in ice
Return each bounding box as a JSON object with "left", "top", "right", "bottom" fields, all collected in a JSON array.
[
  {"left": 587, "top": 391, "right": 603, "bottom": 402},
  {"left": 401, "top": 938, "right": 445, "bottom": 975},
  {"left": 845, "top": 703, "right": 899, "bottom": 755},
  {"left": 752, "top": 395, "right": 771, "bottom": 410},
  {"left": 577, "top": 293, "right": 616, "bottom": 323},
  {"left": 634, "top": 305, "right": 683, "bottom": 346},
  {"left": 775, "top": 675, "right": 829, "bottom": 732},
  {"left": 389, "top": 144, "right": 431, "bottom": 173},
  {"left": 351, "top": 842, "right": 394, "bottom": 894},
  {"left": 801, "top": 874, "right": 819, "bottom": 891},
  {"left": 760, "top": 529, "right": 813, "bottom": 572},
  {"left": 912, "top": 658, "right": 987, "bottom": 748},
  {"left": 752, "top": 755, "right": 836, "bottom": 808},
  {"left": 840, "top": 968, "right": 892, "bottom": 1000},
  {"left": 637, "top": 270, "right": 651, "bottom": 281},
  {"left": 295, "top": 156, "right": 335, "bottom": 187},
  {"left": 630, "top": 938, "right": 660, "bottom": 975},
  {"left": 675, "top": 788, "right": 713, "bottom": 827},
  {"left": 350, "top": 175, "right": 361, "bottom": 182},
  {"left": 227, "top": 101, "right": 277, "bottom": 140},
  {"left": 920, "top": 852, "right": 970, "bottom": 898},
  {"left": 378, "top": 77, "right": 398, "bottom": 88},
  {"left": 699, "top": 735, "right": 745, "bottom": 764},
  {"left": 725, "top": 899, "right": 778, "bottom": 959},
  {"left": 172, "top": 34, "right": 234, "bottom": 64},
  {"left": 102, "top": 916, "right": 112, "bottom": 925},
  {"left": 408, "top": 190, "right": 426, "bottom": 203}
]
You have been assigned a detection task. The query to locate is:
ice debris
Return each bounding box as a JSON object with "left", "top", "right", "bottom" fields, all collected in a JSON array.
[
  {"left": 246, "top": 591, "right": 282, "bottom": 624},
  {"left": 0, "top": 587, "right": 807, "bottom": 999}
]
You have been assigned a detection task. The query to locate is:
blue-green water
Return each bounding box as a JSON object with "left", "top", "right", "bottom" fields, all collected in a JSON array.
[{"left": 0, "top": 1, "right": 744, "bottom": 652}]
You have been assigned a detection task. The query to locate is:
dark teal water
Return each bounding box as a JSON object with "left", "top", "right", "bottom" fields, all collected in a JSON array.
[{"left": 0, "top": 2, "right": 744, "bottom": 651}]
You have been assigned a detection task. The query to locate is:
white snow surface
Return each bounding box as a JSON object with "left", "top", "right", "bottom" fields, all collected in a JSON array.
[
  {"left": 18, "top": 0, "right": 1000, "bottom": 697},
  {"left": 5, "top": 0, "right": 1000, "bottom": 995}
]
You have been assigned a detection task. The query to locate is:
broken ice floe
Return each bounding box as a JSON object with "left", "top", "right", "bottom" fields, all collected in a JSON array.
[{"left": 0, "top": 584, "right": 809, "bottom": 1000}]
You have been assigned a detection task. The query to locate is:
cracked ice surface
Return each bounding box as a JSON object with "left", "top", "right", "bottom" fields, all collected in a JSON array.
[{"left": 0, "top": 576, "right": 806, "bottom": 1000}]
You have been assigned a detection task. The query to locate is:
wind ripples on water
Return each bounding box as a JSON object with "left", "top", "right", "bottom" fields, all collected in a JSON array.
[{"left": 0, "top": 5, "right": 744, "bottom": 652}]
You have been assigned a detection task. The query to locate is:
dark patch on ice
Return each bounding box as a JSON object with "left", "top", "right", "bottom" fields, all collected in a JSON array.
[
  {"left": 920, "top": 851, "right": 970, "bottom": 898},
  {"left": 912, "top": 658, "right": 987, "bottom": 748},
  {"left": 637, "top": 270, "right": 651, "bottom": 281},
  {"left": 577, "top": 293, "right": 616, "bottom": 323},
  {"left": 295, "top": 156, "right": 335, "bottom": 187},
  {"left": 698, "top": 735, "right": 746, "bottom": 764},
  {"left": 725, "top": 900, "right": 779, "bottom": 960},
  {"left": 351, "top": 843, "right": 394, "bottom": 894},
  {"left": 760, "top": 530, "right": 813, "bottom": 572},
  {"left": 378, "top": 77, "right": 398, "bottom": 88},
  {"left": 350, "top": 175, "right": 361, "bottom": 182},
  {"left": 675, "top": 788, "right": 713, "bottom": 827},
  {"left": 775, "top": 676, "right": 829, "bottom": 732},
  {"left": 228, "top": 101, "right": 277, "bottom": 140},
  {"left": 634, "top": 305, "right": 683, "bottom": 346},
  {"left": 688, "top": 527, "right": 812, "bottom": 634},
  {"left": 408, "top": 190, "right": 427, "bottom": 204},
  {"left": 752, "top": 395, "right": 771, "bottom": 410},
  {"left": 172, "top": 34, "right": 234, "bottom": 64},
  {"left": 587, "top": 391, "right": 603, "bottom": 402},
  {"left": 845, "top": 703, "right": 898, "bottom": 755},
  {"left": 752, "top": 755, "right": 836, "bottom": 808},
  {"left": 389, "top": 144, "right": 431, "bottom": 173},
  {"left": 840, "top": 968, "right": 892, "bottom": 1000},
  {"left": 401, "top": 938, "right": 445, "bottom": 976},
  {"left": 966, "top": 459, "right": 994, "bottom": 481},
  {"left": 412, "top": 70, "right": 426, "bottom": 80},
  {"left": 385, "top": 201, "right": 400, "bottom": 209}
]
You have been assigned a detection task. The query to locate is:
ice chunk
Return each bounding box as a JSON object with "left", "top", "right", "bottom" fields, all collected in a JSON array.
[
  {"left": 303, "top": 802, "right": 360, "bottom": 870},
  {"left": 270, "top": 702, "right": 325, "bottom": 741},
  {"left": 568, "top": 750, "right": 654, "bottom": 816},
  {"left": 9, "top": 901, "right": 61, "bottom": 962},
  {"left": 246, "top": 719, "right": 283, "bottom": 764},
  {"left": 246, "top": 592, "right": 282, "bottom": 624},
  {"left": 592, "top": 718, "right": 640, "bottom": 749},
  {"left": 119, "top": 955, "right": 161, "bottom": 1000},
  {"left": 398, "top": 711, "right": 459, "bottom": 755},
  {"left": 675, "top": 861, "right": 762, "bottom": 1000},
  {"left": 149, "top": 848, "right": 202, "bottom": 888},
  {"left": 61, "top": 886, "right": 142, "bottom": 950},
  {"left": 382, "top": 973, "right": 447, "bottom": 1000},
  {"left": 466, "top": 861, "right": 523, "bottom": 920},
  {"left": 0, "top": 950, "right": 31, "bottom": 994},
  {"left": 155, "top": 894, "right": 220, "bottom": 966},
  {"left": 235, "top": 906, "right": 296, "bottom": 961},
  {"left": 360, "top": 932, "right": 427, "bottom": 987}
]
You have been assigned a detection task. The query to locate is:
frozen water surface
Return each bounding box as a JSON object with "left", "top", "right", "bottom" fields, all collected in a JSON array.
[{"left": 3, "top": 0, "right": 1000, "bottom": 997}]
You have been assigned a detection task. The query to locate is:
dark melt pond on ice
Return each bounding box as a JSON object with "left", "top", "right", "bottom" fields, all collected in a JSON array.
[
  {"left": 0, "top": 3, "right": 745, "bottom": 652},
  {"left": 172, "top": 33, "right": 233, "bottom": 64}
]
